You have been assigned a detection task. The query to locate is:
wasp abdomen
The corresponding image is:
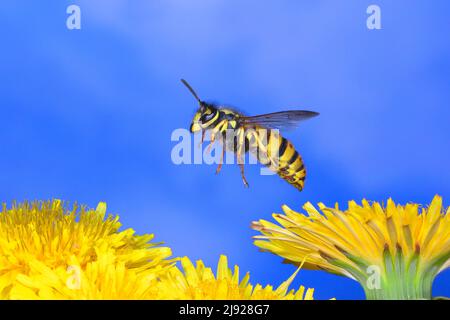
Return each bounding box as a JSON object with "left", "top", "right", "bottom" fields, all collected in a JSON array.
[{"left": 262, "top": 133, "right": 306, "bottom": 191}]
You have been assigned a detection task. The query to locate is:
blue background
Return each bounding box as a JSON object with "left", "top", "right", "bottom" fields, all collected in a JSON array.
[{"left": 1, "top": 1, "right": 449, "bottom": 299}]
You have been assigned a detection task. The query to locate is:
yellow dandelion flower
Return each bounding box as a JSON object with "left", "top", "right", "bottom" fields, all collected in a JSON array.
[
  {"left": 154, "top": 255, "right": 315, "bottom": 300},
  {"left": 0, "top": 200, "right": 173, "bottom": 299},
  {"left": 252, "top": 195, "right": 449, "bottom": 300}
]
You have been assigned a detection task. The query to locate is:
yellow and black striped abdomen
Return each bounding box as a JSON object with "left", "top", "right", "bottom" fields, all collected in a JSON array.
[{"left": 251, "top": 129, "right": 306, "bottom": 191}]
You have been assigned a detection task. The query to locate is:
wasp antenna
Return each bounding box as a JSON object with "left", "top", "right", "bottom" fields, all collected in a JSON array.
[{"left": 181, "top": 79, "right": 202, "bottom": 104}]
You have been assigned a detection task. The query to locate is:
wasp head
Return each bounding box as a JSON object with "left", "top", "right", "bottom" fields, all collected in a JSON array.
[
  {"left": 190, "top": 103, "right": 219, "bottom": 133},
  {"left": 181, "top": 79, "right": 220, "bottom": 133}
]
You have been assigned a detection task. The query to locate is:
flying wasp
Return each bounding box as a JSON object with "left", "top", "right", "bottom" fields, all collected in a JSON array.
[{"left": 181, "top": 79, "right": 318, "bottom": 191}]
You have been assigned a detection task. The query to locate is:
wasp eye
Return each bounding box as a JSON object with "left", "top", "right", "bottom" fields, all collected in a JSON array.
[{"left": 202, "top": 112, "right": 215, "bottom": 122}]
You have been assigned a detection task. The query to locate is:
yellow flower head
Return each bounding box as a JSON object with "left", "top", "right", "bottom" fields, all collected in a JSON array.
[
  {"left": 154, "top": 255, "right": 315, "bottom": 300},
  {"left": 252, "top": 195, "right": 449, "bottom": 299},
  {"left": 0, "top": 200, "right": 173, "bottom": 299}
]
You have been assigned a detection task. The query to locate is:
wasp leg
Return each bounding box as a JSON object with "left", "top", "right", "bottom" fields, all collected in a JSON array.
[
  {"left": 198, "top": 129, "right": 206, "bottom": 148},
  {"left": 215, "top": 142, "right": 225, "bottom": 175},
  {"left": 238, "top": 162, "right": 249, "bottom": 188},
  {"left": 206, "top": 120, "right": 226, "bottom": 154},
  {"left": 236, "top": 128, "right": 249, "bottom": 188},
  {"left": 201, "top": 129, "right": 206, "bottom": 143},
  {"left": 206, "top": 134, "right": 216, "bottom": 154}
]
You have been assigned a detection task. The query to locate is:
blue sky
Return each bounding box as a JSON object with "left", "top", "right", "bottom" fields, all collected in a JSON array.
[{"left": 0, "top": 1, "right": 449, "bottom": 299}]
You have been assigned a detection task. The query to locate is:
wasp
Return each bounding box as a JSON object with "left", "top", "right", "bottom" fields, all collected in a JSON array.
[{"left": 181, "top": 79, "right": 318, "bottom": 191}]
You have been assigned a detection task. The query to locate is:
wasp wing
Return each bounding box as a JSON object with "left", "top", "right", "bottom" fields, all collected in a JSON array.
[{"left": 239, "top": 110, "right": 319, "bottom": 130}]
